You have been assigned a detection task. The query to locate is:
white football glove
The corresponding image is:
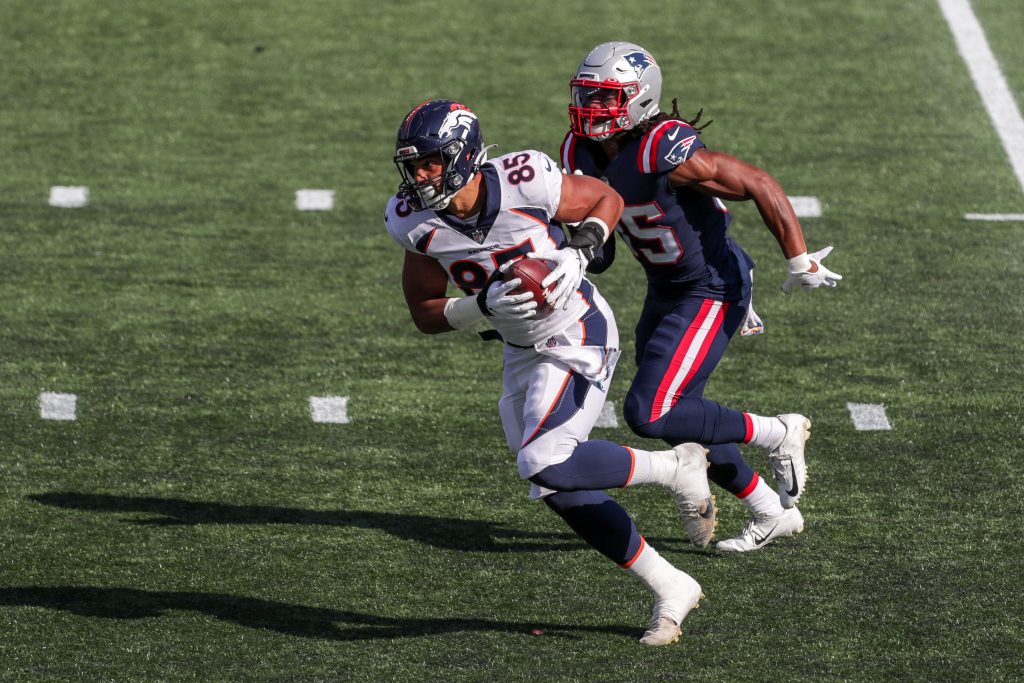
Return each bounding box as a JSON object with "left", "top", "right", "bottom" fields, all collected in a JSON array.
[
  {"left": 740, "top": 304, "right": 764, "bottom": 337},
  {"left": 782, "top": 246, "right": 843, "bottom": 293},
  {"left": 530, "top": 248, "right": 587, "bottom": 311},
  {"left": 482, "top": 278, "right": 538, "bottom": 319}
]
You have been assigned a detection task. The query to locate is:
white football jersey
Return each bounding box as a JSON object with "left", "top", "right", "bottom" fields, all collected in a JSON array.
[{"left": 384, "top": 150, "right": 593, "bottom": 346}]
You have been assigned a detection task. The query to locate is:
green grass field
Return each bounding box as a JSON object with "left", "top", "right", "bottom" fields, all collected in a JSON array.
[{"left": 2, "top": 1, "right": 1023, "bottom": 680}]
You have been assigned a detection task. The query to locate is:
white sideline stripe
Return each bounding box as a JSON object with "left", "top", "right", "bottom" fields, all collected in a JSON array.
[
  {"left": 309, "top": 396, "right": 349, "bottom": 423},
  {"left": 847, "top": 402, "right": 891, "bottom": 431},
  {"left": 39, "top": 392, "right": 77, "bottom": 421},
  {"left": 938, "top": 0, "right": 1024, "bottom": 194},
  {"left": 965, "top": 213, "right": 1024, "bottom": 221},
  {"left": 788, "top": 196, "right": 821, "bottom": 218},
  {"left": 49, "top": 186, "right": 89, "bottom": 208},
  {"left": 295, "top": 189, "right": 334, "bottom": 211},
  {"left": 595, "top": 401, "right": 619, "bottom": 428}
]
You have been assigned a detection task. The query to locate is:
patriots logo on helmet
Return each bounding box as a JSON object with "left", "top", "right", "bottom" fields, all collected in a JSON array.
[
  {"left": 438, "top": 109, "right": 478, "bottom": 142},
  {"left": 624, "top": 51, "right": 655, "bottom": 79}
]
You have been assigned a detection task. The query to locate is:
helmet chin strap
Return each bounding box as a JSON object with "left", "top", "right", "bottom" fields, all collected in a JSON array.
[{"left": 449, "top": 144, "right": 499, "bottom": 205}]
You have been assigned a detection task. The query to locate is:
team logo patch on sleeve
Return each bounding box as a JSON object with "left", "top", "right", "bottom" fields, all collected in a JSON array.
[{"left": 664, "top": 134, "right": 698, "bottom": 166}]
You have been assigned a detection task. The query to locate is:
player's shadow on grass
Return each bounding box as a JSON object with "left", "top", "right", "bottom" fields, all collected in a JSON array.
[
  {"left": 29, "top": 492, "right": 588, "bottom": 553},
  {"left": 0, "top": 586, "right": 637, "bottom": 641}
]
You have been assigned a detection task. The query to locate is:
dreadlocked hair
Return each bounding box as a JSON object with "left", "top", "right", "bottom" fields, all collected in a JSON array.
[
  {"left": 579, "top": 99, "right": 714, "bottom": 166},
  {"left": 630, "top": 98, "right": 713, "bottom": 140}
]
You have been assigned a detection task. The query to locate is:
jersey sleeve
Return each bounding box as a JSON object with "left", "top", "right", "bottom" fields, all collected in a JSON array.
[
  {"left": 534, "top": 150, "right": 564, "bottom": 216},
  {"left": 559, "top": 131, "right": 579, "bottom": 174},
  {"left": 496, "top": 150, "right": 563, "bottom": 218},
  {"left": 384, "top": 194, "right": 433, "bottom": 253},
  {"left": 559, "top": 131, "right": 603, "bottom": 179},
  {"left": 637, "top": 121, "right": 705, "bottom": 174}
]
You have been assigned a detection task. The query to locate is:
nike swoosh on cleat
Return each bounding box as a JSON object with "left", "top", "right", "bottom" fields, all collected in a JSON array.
[
  {"left": 752, "top": 523, "right": 780, "bottom": 546},
  {"left": 699, "top": 505, "right": 715, "bottom": 520},
  {"left": 786, "top": 462, "right": 799, "bottom": 497}
]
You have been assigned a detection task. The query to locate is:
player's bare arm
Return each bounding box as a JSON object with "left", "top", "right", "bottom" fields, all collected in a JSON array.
[
  {"left": 538, "top": 173, "right": 625, "bottom": 310},
  {"left": 669, "top": 148, "right": 843, "bottom": 291},
  {"left": 554, "top": 172, "right": 624, "bottom": 241},
  {"left": 668, "top": 148, "right": 808, "bottom": 259},
  {"left": 401, "top": 250, "right": 455, "bottom": 334},
  {"left": 401, "top": 228, "right": 538, "bottom": 333}
]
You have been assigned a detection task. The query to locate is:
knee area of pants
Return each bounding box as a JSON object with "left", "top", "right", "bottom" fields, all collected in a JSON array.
[
  {"left": 528, "top": 467, "right": 571, "bottom": 491},
  {"left": 622, "top": 395, "right": 649, "bottom": 432},
  {"left": 622, "top": 400, "right": 663, "bottom": 439},
  {"left": 517, "top": 444, "right": 573, "bottom": 483}
]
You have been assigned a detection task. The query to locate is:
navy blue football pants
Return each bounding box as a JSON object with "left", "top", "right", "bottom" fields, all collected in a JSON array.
[
  {"left": 622, "top": 293, "right": 757, "bottom": 496},
  {"left": 529, "top": 292, "right": 760, "bottom": 565}
]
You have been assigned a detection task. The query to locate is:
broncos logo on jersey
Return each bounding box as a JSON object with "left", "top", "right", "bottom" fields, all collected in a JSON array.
[
  {"left": 438, "top": 109, "right": 478, "bottom": 143},
  {"left": 624, "top": 51, "right": 656, "bottom": 80}
]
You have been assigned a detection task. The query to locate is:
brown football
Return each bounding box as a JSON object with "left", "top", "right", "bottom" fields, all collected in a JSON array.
[{"left": 503, "top": 257, "right": 555, "bottom": 319}]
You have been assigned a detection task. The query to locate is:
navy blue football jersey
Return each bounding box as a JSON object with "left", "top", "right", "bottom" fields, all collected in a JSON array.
[{"left": 560, "top": 120, "right": 753, "bottom": 300}]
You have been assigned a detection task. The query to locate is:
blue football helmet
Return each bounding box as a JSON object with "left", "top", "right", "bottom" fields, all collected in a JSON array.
[{"left": 394, "top": 99, "right": 488, "bottom": 210}]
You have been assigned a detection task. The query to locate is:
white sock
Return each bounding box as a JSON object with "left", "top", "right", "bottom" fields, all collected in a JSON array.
[
  {"left": 623, "top": 447, "right": 677, "bottom": 487},
  {"left": 623, "top": 540, "right": 681, "bottom": 595},
  {"left": 738, "top": 474, "right": 785, "bottom": 518},
  {"left": 746, "top": 413, "right": 786, "bottom": 450}
]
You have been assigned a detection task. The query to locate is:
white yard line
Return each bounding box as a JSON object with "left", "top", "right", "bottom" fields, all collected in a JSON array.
[
  {"left": 595, "top": 401, "right": 619, "bottom": 428},
  {"left": 938, "top": 0, "right": 1024, "bottom": 195},
  {"left": 39, "top": 392, "right": 77, "bottom": 420},
  {"left": 48, "top": 186, "right": 89, "bottom": 208},
  {"left": 847, "top": 402, "right": 892, "bottom": 431},
  {"left": 964, "top": 213, "right": 1024, "bottom": 221},
  {"left": 788, "top": 196, "right": 821, "bottom": 218},
  {"left": 309, "top": 396, "right": 350, "bottom": 423},
  {"left": 295, "top": 189, "right": 335, "bottom": 211}
]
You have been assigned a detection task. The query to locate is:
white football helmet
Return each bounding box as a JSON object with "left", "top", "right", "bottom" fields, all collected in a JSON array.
[{"left": 569, "top": 42, "right": 663, "bottom": 140}]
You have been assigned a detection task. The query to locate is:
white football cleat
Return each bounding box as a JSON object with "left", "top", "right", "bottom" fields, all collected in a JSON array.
[
  {"left": 716, "top": 507, "right": 804, "bottom": 553},
  {"left": 768, "top": 414, "right": 810, "bottom": 508},
  {"left": 639, "top": 571, "right": 703, "bottom": 646},
  {"left": 669, "top": 443, "right": 717, "bottom": 548}
]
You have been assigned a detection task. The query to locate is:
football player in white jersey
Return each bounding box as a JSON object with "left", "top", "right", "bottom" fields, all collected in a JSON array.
[{"left": 384, "top": 99, "right": 714, "bottom": 645}]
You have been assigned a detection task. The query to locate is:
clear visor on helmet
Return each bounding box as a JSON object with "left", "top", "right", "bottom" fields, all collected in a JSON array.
[
  {"left": 394, "top": 142, "right": 465, "bottom": 210},
  {"left": 568, "top": 79, "right": 640, "bottom": 139}
]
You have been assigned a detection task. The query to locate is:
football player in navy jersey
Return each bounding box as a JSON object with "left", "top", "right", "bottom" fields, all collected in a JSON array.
[
  {"left": 560, "top": 42, "right": 843, "bottom": 552},
  {"left": 385, "top": 98, "right": 721, "bottom": 645}
]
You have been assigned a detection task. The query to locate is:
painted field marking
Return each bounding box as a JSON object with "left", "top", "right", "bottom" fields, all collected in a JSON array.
[
  {"left": 938, "top": 0, "right": 1024, "bottom": 195},
  {"left": 49, "top": 186, "right": 89, "bottom": 208},
  {"left": 595, "top": 401, "right": 619, "bottom": 428},
  {"left": 788, "top": 196, "right": 821, "bottom": 218},
  {"left": 39, "top": 392, "right": 77, "bottom": 421},
  {"left": 309, "top": 396, "right": 349, "bottom": 423},
  {"left": 295, "top": 189, "right": 335, "bottom": 211},
  {"left": 847, "top": 402, "right": 892, "bottom": 431},
  {"left": 965, "top": 213, "right": 1024, "bottom": 221}
]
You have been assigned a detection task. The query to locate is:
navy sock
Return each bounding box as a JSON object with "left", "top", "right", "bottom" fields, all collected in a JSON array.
[{"left": 706, "top": 443, "right": 756, "bottom": 495}]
